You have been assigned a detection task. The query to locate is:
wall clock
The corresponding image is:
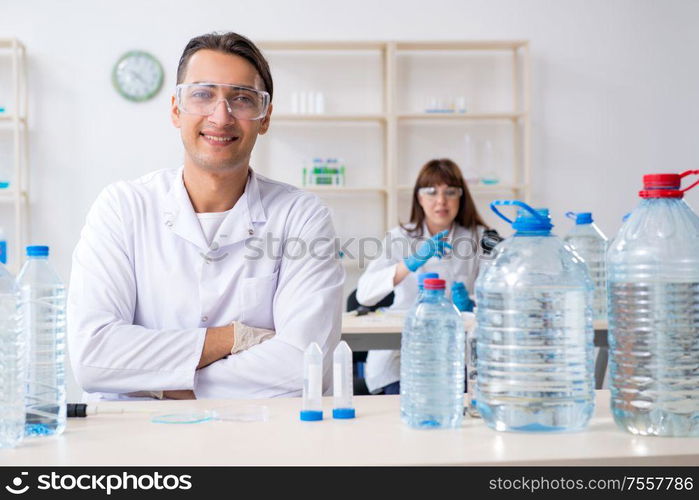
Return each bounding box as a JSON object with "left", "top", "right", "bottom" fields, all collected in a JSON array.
[{"left": 112, "top": 50, "right": 164, "bottom": 102}]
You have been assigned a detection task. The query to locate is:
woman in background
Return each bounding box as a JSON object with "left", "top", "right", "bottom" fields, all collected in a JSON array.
[{"left": 356, "top": 158, "right": 489, "bottom": 394}]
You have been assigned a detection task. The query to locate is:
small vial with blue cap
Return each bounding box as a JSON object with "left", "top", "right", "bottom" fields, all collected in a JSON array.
[
  {"left": 332, "top": 341, "right": 355, "bottom": 419},
  {"left": 300, "top": 342, "right": 323, "bottom": 421}
]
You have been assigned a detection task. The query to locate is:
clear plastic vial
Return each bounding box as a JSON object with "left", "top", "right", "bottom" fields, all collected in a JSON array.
[
  {"left": 332, "top": 341, "right": 355, "bottom": 419},
  {"left": 300, "top": 342, "right": 323, "bottom": 421}
]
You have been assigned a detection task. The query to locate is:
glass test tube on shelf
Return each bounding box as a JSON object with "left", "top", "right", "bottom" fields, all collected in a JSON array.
[{"left": 480, "top": 140, "right": 499, "bottom": 186}]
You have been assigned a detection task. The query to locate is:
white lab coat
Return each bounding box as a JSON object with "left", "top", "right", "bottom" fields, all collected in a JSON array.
[
  {"left": 67, "top": 167, "right": 344, "bottom": 401},
  {"left": 356, "top": 223, "right": 484, "bottom": 392}
]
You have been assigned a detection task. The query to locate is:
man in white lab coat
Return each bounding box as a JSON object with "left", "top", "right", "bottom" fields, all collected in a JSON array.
[{"left": 67, "top": 32, "right": 344, "bottom": 400}]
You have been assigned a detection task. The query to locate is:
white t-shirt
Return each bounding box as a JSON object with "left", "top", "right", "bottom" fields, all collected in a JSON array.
[{"left": 196, "top": 210, "right": 231, "bottom": 245}]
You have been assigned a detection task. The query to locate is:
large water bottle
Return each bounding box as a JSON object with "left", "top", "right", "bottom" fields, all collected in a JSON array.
[
  {"left": 468, "top": 229, "right": 504, "bottom": 418},
  {"left": 17, "top": 246, "right": 66, "bottom": 437},
  {"left": 564, "top": 212, "right": 608, "bottom": 321},
  {"left": 400, "top": 278, "right": 465, "bottom": 429},
  {"left": 475, "top": 201, "right": 595, "bottom": 432},
  {"left": 0, "top": 263, "right": 24, "bottom": 448},
  {"left": 607, "top": 171, "right": 699, "bottom": 436}
]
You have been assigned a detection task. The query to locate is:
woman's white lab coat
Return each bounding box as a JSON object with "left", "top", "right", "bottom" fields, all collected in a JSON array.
[
  {"left": 356, "top": 223, "right": 484, "bottom": 392},
  {"left": 67, "top": 167, "right": 344, "bottom": 400}
]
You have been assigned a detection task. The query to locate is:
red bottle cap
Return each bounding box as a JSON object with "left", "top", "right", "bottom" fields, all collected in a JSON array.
[
  {"left": 639, "top": 171, "right": 699, "bottom": 198},
  {"left": 423, "top": 278, "right": 446, "bottom": 290}
]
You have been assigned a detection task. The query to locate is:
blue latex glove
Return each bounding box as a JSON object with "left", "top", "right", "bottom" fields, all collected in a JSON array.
[
  {"left": 404, "top": 230, "right": 452, "bottom": 272},
  {"left": 451, "top": 282, "right": 474, "bottom": 312}
]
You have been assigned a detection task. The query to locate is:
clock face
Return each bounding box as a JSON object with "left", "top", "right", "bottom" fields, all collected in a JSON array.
[{"left": 112, "top": 50, "right": 164, "bottom": 102}]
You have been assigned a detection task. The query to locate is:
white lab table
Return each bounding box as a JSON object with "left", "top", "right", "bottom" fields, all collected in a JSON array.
[{"left": 1, "top": 391, "right": 697, "bottom": 466}]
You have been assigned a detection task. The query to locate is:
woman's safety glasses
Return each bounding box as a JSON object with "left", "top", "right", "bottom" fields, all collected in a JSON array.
[
  {"left": 176, "top": 83, "right": 270, "bottom": 121},
  {"left": 417, "top": 186, "right": 463, "bottom": 199}
]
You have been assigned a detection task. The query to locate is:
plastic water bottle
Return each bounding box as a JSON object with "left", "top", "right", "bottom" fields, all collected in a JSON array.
[
  {"left": 0, "top": 262, "right": 24, "bottom": 448},
  {"left": 607, "top": 171, "right": 699, "bottom": 436},
  {"left": 564, "top": 212, "right": 608, "bottom": 321},
  {"left": 469, "top": 229, "right": 504, "bottom": 419},
  {"left": 400, "top": 278, "right": 465, "bottom": 429},
  {"left": 17, "top": 246, "right": 66, "bottom": 437},
  {"left": 475, "top": 201, "right": 594, "bottom": 432}
]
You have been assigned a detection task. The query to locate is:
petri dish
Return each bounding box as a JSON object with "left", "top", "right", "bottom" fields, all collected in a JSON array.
[{"left": 150, "top": 410, "right": 214, "bottom": 424}]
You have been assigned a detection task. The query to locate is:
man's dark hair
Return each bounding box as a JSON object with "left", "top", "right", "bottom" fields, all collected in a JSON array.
[{"left": 176, "top": 32, "right": 273, "bottom": 101}]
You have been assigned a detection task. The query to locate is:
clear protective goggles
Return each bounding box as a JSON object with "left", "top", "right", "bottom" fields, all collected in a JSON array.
[
  {"left": 175, "top": 82, "right": 271, "bottom": 121},
  {"left": 418, "top": 186, "right": 463, "bottom": 199}
]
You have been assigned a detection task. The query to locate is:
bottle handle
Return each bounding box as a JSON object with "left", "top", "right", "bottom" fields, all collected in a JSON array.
[
  {"left": 565, "top": 211, "right": 577, "bottom": 221},
  {"left": 680, "top": 170, "right": 699, "bottom": 194},
  {"left": 490, "top": 200, "right": 548, "bottom": 226}
]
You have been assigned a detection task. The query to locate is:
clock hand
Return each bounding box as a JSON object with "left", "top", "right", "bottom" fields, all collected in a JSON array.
[{"left": 128, "top": 71, "right": 146, "bottom": 84}]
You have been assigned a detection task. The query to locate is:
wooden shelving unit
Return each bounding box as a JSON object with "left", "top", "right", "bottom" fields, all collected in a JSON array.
[
  {"left": 257, "top": 39, "right": 531, "bottom": 251},
  {"left": 0, "top": 38, "right": 29, "bottom": 274}
]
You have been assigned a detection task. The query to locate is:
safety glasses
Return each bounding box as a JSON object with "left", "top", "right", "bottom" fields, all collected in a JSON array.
[
  {"left": 417, "top": 186, "right": 463, "bottom": 200},
  {"left": 176, "top": 83, "right": 271, "bottom": 121}
]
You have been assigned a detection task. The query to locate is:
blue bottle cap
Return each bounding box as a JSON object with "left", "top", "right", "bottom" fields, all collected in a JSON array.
[
  {"left": 26, "top": 245, "right": 49, "bottom": 257},
  {"left": 417, "top": 272, "right": 439, "bottom": 287},
  {"left": 451, "top": 281, "right": 466, "bottom": 290},
  {"left": 513, "top": 208, "right": 552, "bottom": 232},
  {"left": 299, "top": 410, "right": 323, "bottom": 421},
  {"left": 565, "top": 211, "right": 593, "bottom": 225},
  {"left": 491, "top": 200, "right": 553, "bottom": 233},
  {"left": 332, "top": 408, "right": 356, "bottom": 419}
]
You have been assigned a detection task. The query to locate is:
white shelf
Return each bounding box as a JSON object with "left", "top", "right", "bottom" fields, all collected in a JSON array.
[
  {"left": 397, "top": 112, "right": 525, "bottom": 121},
  {"left": 0, "top": 114, "right": 27, "bottom": 124},
  {"left": 273, "top": 114, "right": 386, "bottom": 123},
  {"left": 260, "top": 41, "right": 386, "bottom": 51},
  {"left": 397, "top": 183, "right": 525, "bottom": 194},
  {"left": 0, "top": 189, "right": 28, "bottom": 202},
  {"left": 396, "top": 40, "right": 529, "bottom": 51},
  {"left": 0, "top": 39, "right": 25, "bottom": 50},
  {"left": 304, "top": 186, "right": 387, "bottom": 195},
  {"left": 261, "top": 41, "right": 529, "bottom": 52}
]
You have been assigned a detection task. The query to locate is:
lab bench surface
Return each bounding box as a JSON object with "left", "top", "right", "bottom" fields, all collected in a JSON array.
[{"left": 1, "top": 391, "right": 697, "bottom": 466}]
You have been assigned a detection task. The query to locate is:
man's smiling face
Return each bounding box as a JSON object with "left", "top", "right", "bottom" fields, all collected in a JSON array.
[{"left": 171, "top": 49, "right": 272, "bottom": 174}]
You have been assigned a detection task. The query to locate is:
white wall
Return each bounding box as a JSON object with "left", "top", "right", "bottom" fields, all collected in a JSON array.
[{"left": 2, "top": 0, "right": 698, "bottom": 399}]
